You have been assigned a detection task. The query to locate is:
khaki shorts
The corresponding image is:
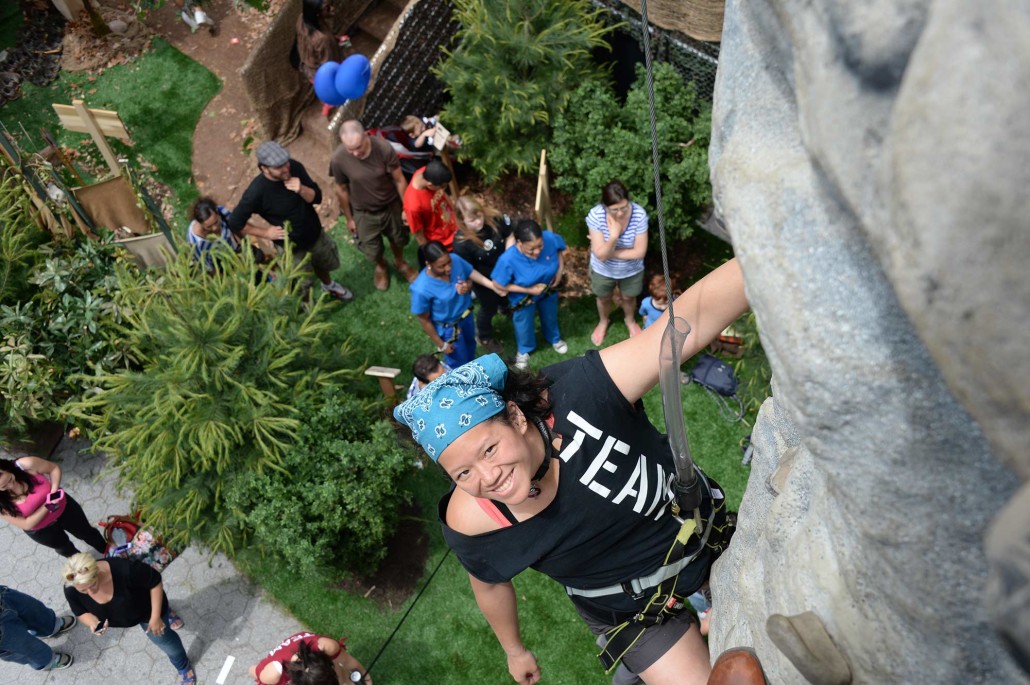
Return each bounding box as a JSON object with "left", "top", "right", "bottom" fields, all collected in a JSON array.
[
  {"left": 290, "top": 230, "right": 341, "bottom": 274},
  {"left": 353, "top": 200, "right": 409, "bottom": 262},
  {"left": 590, "top": 268, "right": 645, "bottom": 298}
]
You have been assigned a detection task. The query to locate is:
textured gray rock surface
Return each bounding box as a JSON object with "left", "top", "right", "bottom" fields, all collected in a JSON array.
[{"left": 707, "top": 0, "right": 1029, "bottom": 682}]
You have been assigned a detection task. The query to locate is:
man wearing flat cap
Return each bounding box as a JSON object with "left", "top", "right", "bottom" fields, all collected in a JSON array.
[
  {"left": 229, "top": 141, "right": 354, "bottom": 300},
  {"left": 403, "top": 159, "right": 458, "bottom": 253}
]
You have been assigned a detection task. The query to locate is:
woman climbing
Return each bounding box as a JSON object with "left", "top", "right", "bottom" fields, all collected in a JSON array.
[{"left": 394, "top": 258, "right": 748, "bottom": 685}]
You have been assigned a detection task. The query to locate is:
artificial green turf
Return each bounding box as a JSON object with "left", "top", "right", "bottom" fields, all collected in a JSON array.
[
  {"left": 0, "top": 1, "right": 21, "bottom": 51},
  {"left": 0, "top": 37, "right": 220, "bottom": 218},
  {"left": 239, "top": 228, "right": 756, "bottom": 684}
]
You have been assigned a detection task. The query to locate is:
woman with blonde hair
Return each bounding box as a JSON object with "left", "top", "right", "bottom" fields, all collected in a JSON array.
[
  {"left": 62, "top": 553, "right": 195, "bottom": 684},
  {"left": 453, "top": 195, "right": 514, "bottom": 353}
]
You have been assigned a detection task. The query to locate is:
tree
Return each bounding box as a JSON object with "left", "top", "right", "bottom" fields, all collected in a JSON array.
[
  {"left": 67, "top": 246, "right": 357, "bottom": 553},
  {"left": 434, "top": 0, "right": 612, "bottom": 181},
  {"left": 549, "top": 62, "right": 712, "bottom": 241}
]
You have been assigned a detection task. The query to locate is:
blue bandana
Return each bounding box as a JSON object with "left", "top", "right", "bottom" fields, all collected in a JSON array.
[{"left": 393, "top": 354, "right": 508, "bottom": 460}]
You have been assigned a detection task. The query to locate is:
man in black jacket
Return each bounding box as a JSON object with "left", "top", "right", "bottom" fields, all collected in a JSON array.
[{"left": 229, "top": 141, "right": 353, "bottom": 300}]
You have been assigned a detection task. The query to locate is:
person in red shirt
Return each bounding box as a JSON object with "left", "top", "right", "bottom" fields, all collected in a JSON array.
[
  {"left": 403, "top": 159, "right": 458, "bottom": 258},
  {"left": 249, "top": 632, "right": 371, "bottom": 685}
]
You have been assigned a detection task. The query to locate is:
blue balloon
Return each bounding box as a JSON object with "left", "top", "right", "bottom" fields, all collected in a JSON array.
[
  {"left": 334, "top": 54, "right": 372, "bottom": 101},
  {"left": 313, "top": 61, "right": 346, "bottom": 106}
]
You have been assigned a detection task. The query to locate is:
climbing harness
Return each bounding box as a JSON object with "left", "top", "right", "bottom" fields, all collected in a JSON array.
[
  {"left": 437, "top": 306, "right": 474, "bottom": 345},
  {"left": 575, "top": 469, "right": 735, "bottom": 672},
  {"left": 508, "top": 284, "right": 555, "bottom": 313},
  {"left": 585, "top": 0, "right": 738, "bottom": 672}
]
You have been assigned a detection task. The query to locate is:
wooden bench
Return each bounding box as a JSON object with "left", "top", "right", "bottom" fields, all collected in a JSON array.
[{"left": 365, "top": 365, "right": 402, "bottom": 402}]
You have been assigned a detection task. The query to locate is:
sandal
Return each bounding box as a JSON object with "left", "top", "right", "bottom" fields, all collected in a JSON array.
[
  {"left": 168, "top": 610, "right": 184, "bottom": 630},
  {"left": 626, "top": 320, "right": 642, "bottom": 338},
  {"left": 178, "top": 666, "right": 197, "bottom": 685},
  {"left": 591, "top": 320, "right": 608, "bottom": 346}
]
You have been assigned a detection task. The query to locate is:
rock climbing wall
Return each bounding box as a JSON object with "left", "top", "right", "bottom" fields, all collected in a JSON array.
[{"left": 707, "top": 0, "right": 1030, "bottom": 682}]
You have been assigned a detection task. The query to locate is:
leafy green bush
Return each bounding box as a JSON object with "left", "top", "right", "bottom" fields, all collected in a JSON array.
[
  {"left": 0, "top": 160, "right": 48, "bottom": 307},
  {"left": 67, "top": 245, "right": 358, "bottom": 553},
  {"left": 227, "top": 392, "right": 413, "bottom": 577},
  {"left": 434, "top": 0, "right": 611, "bottom": 180},
  {"left": 0, "top": 236, "right": 135, "bottom": 432},
  {"left": 549, "top": 62, "right": 712, "bottom": 241}
]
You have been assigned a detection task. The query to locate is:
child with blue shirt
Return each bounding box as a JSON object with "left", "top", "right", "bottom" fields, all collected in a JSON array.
[{"left": 639, "top": 274, "right": 672, "bottom": 329}]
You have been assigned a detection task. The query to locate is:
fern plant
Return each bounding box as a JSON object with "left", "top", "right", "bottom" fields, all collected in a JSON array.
[
  {"left": 66, "top": 245, "right": 358, "bottom": 553},
  {"left": 434, "top": 0, "right": 612, "bottom": 180}
]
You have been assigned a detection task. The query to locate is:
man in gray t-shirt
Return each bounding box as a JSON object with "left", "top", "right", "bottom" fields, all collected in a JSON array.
[{"left": 329, "top": 120, "right": 417, "bottom": 291}]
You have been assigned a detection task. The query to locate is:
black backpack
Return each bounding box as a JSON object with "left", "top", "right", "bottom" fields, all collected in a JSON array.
[{"left": 686, "top": 353, "right": 745, "bottom": 422}]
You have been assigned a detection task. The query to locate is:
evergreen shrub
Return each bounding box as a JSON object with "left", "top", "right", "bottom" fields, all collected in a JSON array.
[
  {"left": 227, "top": 392, "right": 413, "bottom": 577},
  {"left": 0, "top": 235, "right": 135, "bottom": 432},
  {"left": 67, "top": 246, "right": 357, "bottom": 553},
  {"left": 434, "top": 0, "right": 611, "bottom": 180},
  {"left": 549, "top": 63, "right": 712, "bottom": 241}
]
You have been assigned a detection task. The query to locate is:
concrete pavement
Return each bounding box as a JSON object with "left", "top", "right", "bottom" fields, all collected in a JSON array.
[{"left": 1, "top": 436, "right": 305, "bottom": 685}]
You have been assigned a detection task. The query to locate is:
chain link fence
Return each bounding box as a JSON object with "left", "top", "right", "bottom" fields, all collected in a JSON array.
[{"left": 360, "top": 0, "right": 458, "bottom": 128}]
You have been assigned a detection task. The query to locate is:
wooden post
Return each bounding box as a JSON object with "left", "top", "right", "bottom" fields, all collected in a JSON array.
[
  {"left": 71, "top": 100, "right": 121, "bottom": 175},
  {"left": 365, "top": 365, "right": 403, "bottom": 404},
  {"left": 535, "top": 149, "right": 553, "bottom": 231}
]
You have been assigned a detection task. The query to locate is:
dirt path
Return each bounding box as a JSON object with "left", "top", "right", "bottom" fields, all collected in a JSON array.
[{"left": 145, "top": 0, "right": 338, "bottom": 225}]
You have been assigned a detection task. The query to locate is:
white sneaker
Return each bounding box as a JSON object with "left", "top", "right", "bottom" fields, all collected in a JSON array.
[
  {"left": 180, "top": 9, "right": 198, "bottom": 30},
  {"left": 321, "top": 281, "right": 354, "bottom": 301},
  {"left": 552, "top": 340, "right": 568, "bottom": 354},
  {"left": 514, "top": 352, "right": 530, "bottom": 370},
  {"left": 194, "top": 8, "right": 216, "bottom": 32}
]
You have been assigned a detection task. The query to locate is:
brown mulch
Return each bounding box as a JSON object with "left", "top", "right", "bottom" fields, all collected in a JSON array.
[
  {"left": 61, "top": 0, "right": 154, "bottom": 73},
  {"left": 336, "top": 503, "right": 431, "bottom": 610}
]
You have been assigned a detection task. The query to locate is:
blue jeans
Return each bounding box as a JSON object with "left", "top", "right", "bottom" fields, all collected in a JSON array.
[
  {"left": 512, "top": 292, "right": 560, "bottom": 354},
  {"left": 0, "top": 586, "right": 59, "bottom": 670},
  {"left": 139, "top": 611, "right": 189, "bottom": 672}
]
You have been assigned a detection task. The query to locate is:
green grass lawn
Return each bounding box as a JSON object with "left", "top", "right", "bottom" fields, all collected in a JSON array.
[
  {"left": 0, "top": 37, "right": 220, "bottom": 218},
  {"left": 240, "top": 231, "right": 755, "bottom": 684}
]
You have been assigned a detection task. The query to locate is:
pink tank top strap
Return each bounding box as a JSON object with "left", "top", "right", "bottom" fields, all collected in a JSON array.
[{"left": 474, "top": 498, "right": 514, "bottom": 528}]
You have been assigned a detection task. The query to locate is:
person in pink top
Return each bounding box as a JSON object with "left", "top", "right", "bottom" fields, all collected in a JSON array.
[
  {"left": 0, "top": 457, "right": 106, "bottom": 557},
  {"left": 249, "top": 632, "right": 372, "bottom": 685}
]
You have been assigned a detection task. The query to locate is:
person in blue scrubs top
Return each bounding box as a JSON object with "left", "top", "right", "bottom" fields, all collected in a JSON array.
[
  {"left": 410, "top": 241, "right": 507, "bottom": 368},
  {"left": 490, "top": 220, "right": 569, "bottom": 369}
]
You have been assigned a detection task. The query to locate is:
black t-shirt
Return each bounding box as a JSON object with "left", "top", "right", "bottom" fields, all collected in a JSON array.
[
  {"left": 228, "top": 160, "right": 324, "bottom": 249},
  {"left": 64, "top": 558, "right": 169, "bottom": 628},
  {"left": 452, "top": 216, "right": 513, "bottom": 278},
  {"left": 440, "top": 351, "right": 712, "bottom": 624}
]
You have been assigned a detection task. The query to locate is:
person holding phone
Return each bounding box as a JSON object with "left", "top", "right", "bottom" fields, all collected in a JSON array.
[
  {"left": 62, "top": 553, "right": 196, "bottom": 685},
  {"left": 0, "top": 457, "right": 106, "bottom": 557}
]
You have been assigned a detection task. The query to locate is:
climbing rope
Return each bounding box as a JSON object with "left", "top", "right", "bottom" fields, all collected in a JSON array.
[{"left": 639, "top": 0, "right": 677, "bottom": 316}]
